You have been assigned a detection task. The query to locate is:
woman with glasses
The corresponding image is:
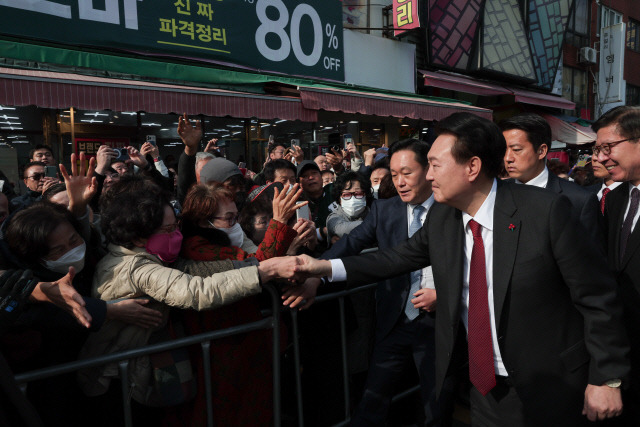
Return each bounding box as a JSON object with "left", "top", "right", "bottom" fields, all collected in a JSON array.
[
  {"left": 326, "top": 171, "right": 374, "bottom": 242},
  {"left": 172, "top": 182, "right": 304, "bottom": 425}
]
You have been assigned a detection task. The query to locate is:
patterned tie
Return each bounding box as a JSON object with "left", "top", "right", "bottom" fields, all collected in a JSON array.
[
  {"left": 467, "top": 219, "right": 496, "bottom": 396},
  {"left": 600, "top": 187, "right": 611, "bottom": 214},
  {"left": 404, "top": 205, "right": 426, "bottom": 320},
  {"left": 620, "top": 188, "right": 640, "bottom": 263}
]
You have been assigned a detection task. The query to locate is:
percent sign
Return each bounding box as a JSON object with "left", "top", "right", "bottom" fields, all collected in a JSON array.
[{"left": 325, "top": 23, "right": 339, "bottom": 48}]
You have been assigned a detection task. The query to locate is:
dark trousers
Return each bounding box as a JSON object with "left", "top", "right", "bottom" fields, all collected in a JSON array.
[
  {"left": 350, "top": 313, "right": 443, "bottom": 427},
  {"left": 469, "top": 378, "right": 525, "bottom": 427}
]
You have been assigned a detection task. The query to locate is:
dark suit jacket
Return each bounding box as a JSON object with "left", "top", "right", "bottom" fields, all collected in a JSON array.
[
  {"left": 323, "top": 196, "right": 430, "bottom": 341},
  {"left": 603, "top": 182, "right": 640, "bottom": 384},
  {"left": 545, "top": 172, "right": 601, "bottom": 243},
  {"left": 339, "top": 181, "right": 629, "bottom": 424}
]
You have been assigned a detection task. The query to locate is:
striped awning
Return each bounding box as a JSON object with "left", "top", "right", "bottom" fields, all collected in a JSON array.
[
  {"left": 298, "top": 86, "right": 493, "bottom": 120},
  {"left": 0, "top": 67, "right": 317, "bottom": 121}
]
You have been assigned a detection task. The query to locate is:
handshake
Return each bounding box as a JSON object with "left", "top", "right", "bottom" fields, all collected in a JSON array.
[{"left": 257, "top": 254, "right": 333, "bottom": 284}]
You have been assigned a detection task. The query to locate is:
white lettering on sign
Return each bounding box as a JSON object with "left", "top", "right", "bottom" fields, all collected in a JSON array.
[{"left": 0, "top": 0, "right": 141, "bottom": 29}]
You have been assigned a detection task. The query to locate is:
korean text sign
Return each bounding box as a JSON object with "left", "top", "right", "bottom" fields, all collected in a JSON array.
[{"left": 0, "top": 0, "right": 344, "bottom": 81}]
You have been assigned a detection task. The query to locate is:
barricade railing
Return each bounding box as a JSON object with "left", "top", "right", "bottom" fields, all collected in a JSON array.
[{"left": 12, "top": 248, "right": 422, "bottom": 427}]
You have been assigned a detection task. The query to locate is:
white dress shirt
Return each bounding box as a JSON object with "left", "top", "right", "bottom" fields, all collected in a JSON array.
[
  {"left": 460, "top": 179, "right": 507, "bottom": 376},
  {"left": 597, "top": 181, "right": 622, "bottom": 201},
  {"left": 515, "top": 166, "right": 548, "bottom": 188},
  {"left": 408, "top": 195, "right": 435, "bottom": 290},
  {"left": 623, "top": 183, "right": 640, "bottom": 233}
]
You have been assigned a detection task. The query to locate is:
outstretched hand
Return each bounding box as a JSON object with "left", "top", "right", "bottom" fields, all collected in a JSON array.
[
  {"left": 35, "top": 267, "right": 92, "bottom": 328},
  {"left": 281, "top": 278, "right": 321, "bottom": 310},
  {"left": 108, "top": 298, "right": 164, "bottom": 329},
  {"left": 59, "top": 152, "right": 98, "bottom": 217},
  {"left": 178, "top": 113, "right": 202, "bottom": 155}
]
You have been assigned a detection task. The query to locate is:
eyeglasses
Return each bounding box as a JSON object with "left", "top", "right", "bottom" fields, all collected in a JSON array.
[
  {"left": 592, "top": 137, "right": 637, "bottom": 156},
  {"left": 158, "top": 222, "right": 180, "bottom": 233},
  {"left": 211, "top": 213, "right": 239, "bottom": 226},
  {"left": 253, "top": 216, "right": 270, "bottom": 226},
  {"left": 341, "top": 191, "right": 365, "bottom": 200},
  {"left": 27, "top": 173, "right": 45, "bottom": 181}
]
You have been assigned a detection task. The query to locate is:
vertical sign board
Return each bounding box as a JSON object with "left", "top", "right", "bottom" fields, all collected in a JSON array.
[
  {"left": 599, "top": 22, "right": 626, "bottom": 104},
  {"left": 393, "top": 0, "right": 420, "bottom": 36},
  {"left": 0, "top": 0, "right": 344, "bottom": 81}
]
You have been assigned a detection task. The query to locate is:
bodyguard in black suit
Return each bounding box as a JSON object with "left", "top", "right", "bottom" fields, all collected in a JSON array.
[
  {"left": 501, "top": 113, "right": 601, "bottom": 242},
  {"left": 322, "top": 140, "right": 442, "bottom": 426},
  {"left": 294, "top": 113, "right": 630, "bottom": 426},
  {"left": 593, "top": 106, "right": 640, "bottom": 425}
]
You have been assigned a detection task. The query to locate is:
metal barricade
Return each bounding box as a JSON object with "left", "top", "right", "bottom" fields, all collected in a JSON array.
[{"left": 11, "top": 251, "right": 422, "bottom": 426}]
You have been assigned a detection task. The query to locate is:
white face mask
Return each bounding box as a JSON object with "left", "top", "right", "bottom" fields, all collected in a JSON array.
[
  {"left": 211, "top": 222, "right": 244, "bottom": 248},
  {"left": 372, "top": 184, "right": 380, "bottom": 199},
  {"left": 42, "top": 242, "right": 86, "bottom": 274},
  {"left": 341, "top": 197, "right": 366, "bottom": 217}
]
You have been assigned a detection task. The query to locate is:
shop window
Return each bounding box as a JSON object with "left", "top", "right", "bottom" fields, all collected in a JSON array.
[
  {"left": 566, "top": 0, "right": 589, "bottom": 48},
  {"left": 627, "top": 19, "right": 640, "bottom": 53},
  {"left": 626, "top": 84, "right": 640, "bottom": 106},
  {"left": 562, "top": 66, "right": 587, "bottom": 116}
]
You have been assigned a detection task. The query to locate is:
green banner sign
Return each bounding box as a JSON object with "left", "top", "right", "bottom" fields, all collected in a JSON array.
[{"left": 0, "top": 0, "right": 344, "bottom": 81}]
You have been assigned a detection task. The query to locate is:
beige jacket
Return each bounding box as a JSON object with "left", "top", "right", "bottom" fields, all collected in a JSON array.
[{"left": 78, "top": 244, "right": 261, "bottom": 403}]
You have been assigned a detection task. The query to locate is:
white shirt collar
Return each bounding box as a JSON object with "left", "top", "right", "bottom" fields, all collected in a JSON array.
[
  {"left": 515, "top": 166, "right": 548, "bottom": 189},
  {"left": 462, "top": 179, "right": 497, "bottom": 232}
]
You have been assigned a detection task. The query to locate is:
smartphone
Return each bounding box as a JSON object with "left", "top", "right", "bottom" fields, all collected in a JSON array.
[
  {"left": 238, "top": 162, "right": 246, "bottom": 168},
  {"left": 296, "top": 203, "right": 310, "bottom": 221},
  {"left": 44, "top": 165, "right": 57, "bottom": 178}
]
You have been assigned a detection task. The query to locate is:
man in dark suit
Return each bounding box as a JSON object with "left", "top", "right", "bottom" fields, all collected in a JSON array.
[
  {"left": 593, "top": 105, "right": 640, "bottom": 425},
  {"left": 293, "top": 112, "right": 630, "bottom": 426},
  {"left": 500, "top": 113, "right": 600, "bottom": 242},
  {"left": 286, "top": 139, "right": 442, "bottom": 426}
]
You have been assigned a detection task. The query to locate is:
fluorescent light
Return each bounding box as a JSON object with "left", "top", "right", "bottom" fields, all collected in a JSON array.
[
  {"left": 80, "top": 119, "right": 103, "bottom": 123},
  {"left": 0, "top": 121, "right": 20, "bottom": 125},
  {"left": 160, "top": 128, "right": 169, "bottom": 131},
  {"left": 84, "top": 112, "right": 108, "bottom": 117},
  {"left": 1, "top": 126, "right": 23, "bottom": 130},
  {"left": 122, "top": 112, "right": 137, "bottom": 116},
  {"left": 275, "top": 119, "right": 287, "bottom": 123},
  {"left": 0, "top": 106, "right": 16, "bottom": 111},
  {"left": 142, "top": 122, "right": 161, "bottom": 127},
  {"left": 0, "top": 115, "right": 18, "bottom": 120}
]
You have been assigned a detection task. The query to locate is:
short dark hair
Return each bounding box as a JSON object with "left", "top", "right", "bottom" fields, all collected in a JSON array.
[
  {"left": 5, "top": 201, "right": 79, "bottom": 265},
  {"left": 332, "top": 171, "right": 373, "bottom": 205},
  {"left": 436, "top": 112, "right": 506, "bottom": 179},
  {"left": 22, "top": 161, "right": 46, "bottom": 179},
  {"left": 28, "top": 144, "right": 53, "bottom": 160},
  {"left": 101, "top": 188, "right": 169, "bottom": 249},
  {"left": 99, "top": 174, "right": 170, "bottom": 212},
  {"left": 42, "top": 183, "right": 67, "bottom": 201},
  {"left": 388, "top": 139, "right": 431, "bottom": 169},
  {"left": 268, "top": 142, "right": 288, "bottom": 155},
  {"left": 499, "top": 113, "right": 551, "bottom": 151},
  {"left": 263, "top": 159, "right": 296, "bottom": 182},
  {"left": 592, "top": 105, "right": 640, "bottom": 139}
]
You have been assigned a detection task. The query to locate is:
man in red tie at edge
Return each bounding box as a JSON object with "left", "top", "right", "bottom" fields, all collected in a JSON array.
[
  {"left": 291, "top": 112, "right": 630, "bottom": 426},
  {"left": 593, "top": 106, "right": 640, "bottom": 425}
]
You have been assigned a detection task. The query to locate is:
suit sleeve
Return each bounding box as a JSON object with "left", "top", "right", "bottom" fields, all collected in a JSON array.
[
  {"left": 579, "top": 192, "right": 604, "bottom": 247},
  {"left": 549, "top": 195, "right": 630, "bottom": 384},
  {"left": 341, "top": 214, "right": 431, "bottom": 287},
  {"left": 321, "top": 200, "right": 381, "bottom": 260}
]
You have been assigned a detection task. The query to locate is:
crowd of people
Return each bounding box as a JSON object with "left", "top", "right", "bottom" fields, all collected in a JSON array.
[{"left": 1, "top": 107, "right": 640, "bottom": 427}]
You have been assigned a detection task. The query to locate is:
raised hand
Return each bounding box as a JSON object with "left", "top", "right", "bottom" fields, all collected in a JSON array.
[
  {"left": 291, "top": 145, "right": 304, "bottom": 163},
  {"left": 59, "top": 152, "right": 98, "bottom": 217},
  {"left": 286, "top": 219, "right": 317, "bottom": 255},
  {"left": 325, "top": 148, "right": 344, "bottom": 172},
  {"left": 140, "top": 141, "right": 160, "bottom": 160},
  {"left": 363, "top": 148, "right": 376, "bottom": 166},
  {"left": 272, "top": 183, "right": 307, "bottom": 224},
  {"left": 126, "top": 146, "right": 148, "bottom": 169},
  {"left": 95, "top": 145, "right": 117, "bottom": 175},
  {"left": 204, "top": 138, "right": 219, "bottom": 154},
  {"left": 177, "top": 113, "right": 202, "bottom": 155}
]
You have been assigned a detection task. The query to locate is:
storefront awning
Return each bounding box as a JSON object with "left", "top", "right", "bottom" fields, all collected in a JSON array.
[
  {"left": 541, "top": 113, "right": 596, "bottom": 145},
  {"left": 298, "top": 86, "right": 493, "bottom": 121},
  {"left": 511, "top": 88, "right": 575, "bottom": 110},
  {"left": 419, "top": 70, "right": 511, "bottom": 96},
  {"left": 0, "top": 67, "right": 318, "bottom": 122},
  {"left": 420, "top": 70, "right": 576, "bottom": 110}
]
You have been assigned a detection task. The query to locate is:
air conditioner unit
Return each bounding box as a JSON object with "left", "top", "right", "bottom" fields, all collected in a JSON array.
[{"left": 579, "top": 47, "right": 598, "bottom": 65}]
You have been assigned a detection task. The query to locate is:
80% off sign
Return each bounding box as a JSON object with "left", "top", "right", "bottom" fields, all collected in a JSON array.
[{"left": 248, "top": 0, "right": 344, "bottom": 79}]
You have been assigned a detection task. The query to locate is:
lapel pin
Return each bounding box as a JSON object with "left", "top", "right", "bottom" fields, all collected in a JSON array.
[{"left": 509, "top": 223, "right": 516, "bottom": 231}]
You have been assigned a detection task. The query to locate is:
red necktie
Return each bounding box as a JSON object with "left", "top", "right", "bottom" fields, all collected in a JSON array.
[
  {"left": 601, "top": 187, "right": 611, "bottom": 214},
  {"left": 467, "top": 220, "right": 496, "bottom": 395}
]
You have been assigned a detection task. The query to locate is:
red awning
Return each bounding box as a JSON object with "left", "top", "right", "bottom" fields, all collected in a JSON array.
[
  {"left": 420, "top": 70, "right": 511, "bottom": 96},
  {"left": 510, "top": 87, "right": 575, "bottom": 110},
  {"left": 420, "top": 70, "right": 576, "bottom": 110},
  {"left": 0, "top": 67, "right": 317, "bottom": 121},
  {"left": 298, "top": 86, "right": 493, "bottom": 120}
]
